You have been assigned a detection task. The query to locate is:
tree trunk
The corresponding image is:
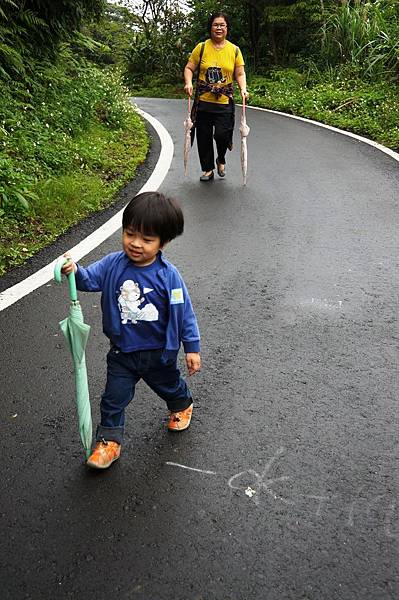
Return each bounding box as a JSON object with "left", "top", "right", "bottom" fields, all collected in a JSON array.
[
  {"left": 268, "top": 21, "right": 278, "bottom": 64},
  {"left": 249, "top": 4, "right": 260, "bottom": 69}
]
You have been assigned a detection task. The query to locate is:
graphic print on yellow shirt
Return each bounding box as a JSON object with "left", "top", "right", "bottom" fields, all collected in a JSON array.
[{"left": 189, "top": 39, "right": 244, "bottom": 105}]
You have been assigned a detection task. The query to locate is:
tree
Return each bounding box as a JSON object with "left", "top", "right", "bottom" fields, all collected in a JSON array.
[
  {"left": 117, "top": 1, "right": 193, "bottom": 83},
  {"left": 83, "top": 3, "right": 140, "bottom": 66},
  {"left": 187, "top": 0, "right": 337, "bottom": 69},
  {"left": 0, "top": 0, "right": 106, "bottom": 78}
]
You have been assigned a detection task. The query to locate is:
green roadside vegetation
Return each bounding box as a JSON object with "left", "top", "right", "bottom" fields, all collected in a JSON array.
[
  {"left": 0, "top": 60, "right": 148, "bottom": 275},
  {"left": 248, "top": 70, "right": 399, "bottom": 151},
  {"left": 250, "top": 70, "right": 399, "bottom": 151},
  {"left": 0, "top": 2, "right": 148, "bottom": 276}
]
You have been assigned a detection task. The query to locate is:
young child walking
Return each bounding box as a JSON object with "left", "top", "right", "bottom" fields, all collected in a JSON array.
[{"left": 61, "top": 191, "right": 201, "bottom": 469}]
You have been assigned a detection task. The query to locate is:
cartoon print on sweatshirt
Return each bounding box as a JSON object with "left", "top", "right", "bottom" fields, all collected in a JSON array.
[{"left": 118, "top": 279, "right": 158, "bottom": 325}]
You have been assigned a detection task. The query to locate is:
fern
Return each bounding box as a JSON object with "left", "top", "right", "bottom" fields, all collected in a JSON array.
[
  {"left": 17, "top": 9, "right": 48, "bottom": 30},
  {"left": 0, "top": 0, "right": 18, "bottom": 21},
  {"left": 0, "top": 42, "right": 25, "bottom": 74}
]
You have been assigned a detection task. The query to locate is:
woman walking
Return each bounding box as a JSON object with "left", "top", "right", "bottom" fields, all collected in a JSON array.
[{"left": 183, "top": 11, "right": 249, "bottom": 182}]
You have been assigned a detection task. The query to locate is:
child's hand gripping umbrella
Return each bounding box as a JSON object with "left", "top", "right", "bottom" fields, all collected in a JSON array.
[
  {"left": 239, "top": 96, "right": 250, "bottom": 185},
  {"left": 54, "top": 258, "right": 92, "bottom": 459},
  {"left": 183, "top": 96, "right": 193, "bottom": 176}
]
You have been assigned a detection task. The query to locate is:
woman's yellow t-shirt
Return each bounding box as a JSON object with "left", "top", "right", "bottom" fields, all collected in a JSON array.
[{"left": 189, "top": 39, "right": 244, "bottom": 105}]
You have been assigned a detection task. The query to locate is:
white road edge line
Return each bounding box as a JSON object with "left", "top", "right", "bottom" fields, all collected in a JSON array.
[
  {"left": 245, "top": 104, "right": 399, "bottom": 163},
  {"left": 0, "top": 108, "right": 173, "bottom": 312}
]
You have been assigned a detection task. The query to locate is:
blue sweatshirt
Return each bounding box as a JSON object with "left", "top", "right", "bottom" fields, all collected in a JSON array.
[{"left": 75, "top": 251, "right": 200, "bottom": 359}]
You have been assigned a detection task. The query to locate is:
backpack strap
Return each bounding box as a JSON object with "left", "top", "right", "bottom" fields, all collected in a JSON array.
[
  {"left": 190, "top": 42, "right": 206, "bottom": 144},
  {"left": 198, "top": 41, "right": 205, "bottom": 74}
]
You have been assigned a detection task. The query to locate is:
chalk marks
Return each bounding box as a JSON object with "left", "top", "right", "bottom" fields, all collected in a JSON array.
[
  {"left": 165, "top": 448, "right": 398, "bottom": 540},
  {"left": 347, "top": 486, "right": 368, "bottom": 527},
  {"left": 308, "top": 296, "right": 343, "bottom": 310},
  {"left": 166, "top": 448, "right": 294, "bottom": 507},
  {"left": 165, "top": 461, "right": 218, "bottom": 475},
  {"left": 386, "top": 503, "right": 398, "bottom": 539},
  {"left": 166, "top": 448, "right": 293, "bottom": 507},
  {"left": 228, "top": 447, "right": 294, "bottom": 506},
  {"left": 307, "top": 494, "right": 334, "bottom": 517}
]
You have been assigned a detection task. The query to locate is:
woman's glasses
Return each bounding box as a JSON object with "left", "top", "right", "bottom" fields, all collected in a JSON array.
[{"left": 212, "top": 23, "right": 227, "bottom": 29}]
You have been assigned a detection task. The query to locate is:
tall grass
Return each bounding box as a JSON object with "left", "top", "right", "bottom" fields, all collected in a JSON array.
[{"left": 321, "top": 0, "right": 399, "bottom": 79}]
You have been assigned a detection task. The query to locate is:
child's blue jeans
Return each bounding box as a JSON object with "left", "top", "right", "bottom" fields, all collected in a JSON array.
[{"left": 96, "top": 346, "right": 192, "bottom": 444}]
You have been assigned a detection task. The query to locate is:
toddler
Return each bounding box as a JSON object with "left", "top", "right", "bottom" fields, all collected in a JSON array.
[{"left": 61, "top": 191, "right": 201, "bottom": 469}]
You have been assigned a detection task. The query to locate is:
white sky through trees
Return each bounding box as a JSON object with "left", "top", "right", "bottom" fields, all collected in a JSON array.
[{"left": 108, "top": 1, "right": 191, "bottom": 14}]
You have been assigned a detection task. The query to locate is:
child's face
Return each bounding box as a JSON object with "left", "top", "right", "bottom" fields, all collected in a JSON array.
[{"left": 122, "top": 227, "right": 163, "bottom": 266}]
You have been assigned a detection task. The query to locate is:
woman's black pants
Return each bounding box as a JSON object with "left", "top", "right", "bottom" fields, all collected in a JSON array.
[{"left": 196, "top": 109, "right": 233, "bottom": 172}]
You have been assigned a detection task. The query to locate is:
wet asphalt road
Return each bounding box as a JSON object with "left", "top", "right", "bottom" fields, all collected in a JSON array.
[{"left": 1, "top": 98, "right": 399, "bottom": 600}]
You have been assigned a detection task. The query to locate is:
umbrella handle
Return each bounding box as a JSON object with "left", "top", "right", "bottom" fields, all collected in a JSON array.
[
  {"left": 54, "top": 258, "right": 78, "bottom": 302},
  {"left": 188, "top": 96, "right": 191, "bottom": 114},
  {"left": 242, "top": 94, "right": 246, "bottom": 119}
]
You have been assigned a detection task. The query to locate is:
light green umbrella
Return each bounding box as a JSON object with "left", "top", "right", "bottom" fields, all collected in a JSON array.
[{"left": 54, "top": 259, "right": 92, "bottom": 459}]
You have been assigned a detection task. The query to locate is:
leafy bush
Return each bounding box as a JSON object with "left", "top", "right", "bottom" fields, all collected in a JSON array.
[
  {"left": 0, "top": 48, "right": 148, "bottom": 274},
  {"left": 249, "top": 68, "right": 399, "bottom": 151},
  {"left": 0, "top": 48, "right": 143, "bottom": 214}
]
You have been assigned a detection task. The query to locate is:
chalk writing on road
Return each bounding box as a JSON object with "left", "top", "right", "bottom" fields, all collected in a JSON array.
[
  {"left": 165, "top": 462, "right": 217, "bottom": 475},
  {"left": 166, "top": 447, "right": 398, "bottom": 540},
  {"left": 227, "top": 447, "right": 294, "bottom": 506}
]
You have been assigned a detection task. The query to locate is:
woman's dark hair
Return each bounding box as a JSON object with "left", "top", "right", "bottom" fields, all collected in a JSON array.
[
  {"left": 122, "top": 191, "right": 184, "bottom": 245},
  {"left": 207, "top": 11, "right": 230, "bottom": 35}
]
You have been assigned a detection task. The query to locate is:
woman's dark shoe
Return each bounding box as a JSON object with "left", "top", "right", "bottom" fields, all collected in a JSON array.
[
  {"left": 200, "top": 171, "right": 214, "bottom": 182},
  {"left": 216, "top": 158, "right": 226, "bottom": 178}
]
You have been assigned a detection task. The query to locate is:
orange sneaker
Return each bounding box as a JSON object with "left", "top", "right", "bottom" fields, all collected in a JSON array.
[
  {"left": 86, "top": 439, "right": 121, "bottom": 469},
  {"left": 168, "top": 404, "right": 193, "bottom": 431}
]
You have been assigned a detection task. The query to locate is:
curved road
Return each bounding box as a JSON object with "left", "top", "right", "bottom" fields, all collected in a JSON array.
[{"left": 1, "top": 98, "right": 399, "bottom": 600}]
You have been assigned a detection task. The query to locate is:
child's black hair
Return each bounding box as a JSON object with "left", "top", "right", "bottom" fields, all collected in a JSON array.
[
  {"left": 207, "top": 11, "right": 230, "bottom": 35},
  {"left": 122, "top": 191, "right": 184, "bottom": 246}
]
